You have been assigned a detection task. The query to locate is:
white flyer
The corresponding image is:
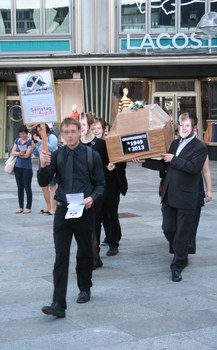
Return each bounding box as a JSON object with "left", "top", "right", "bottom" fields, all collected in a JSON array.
[{"left": 65, "top": 193, "right": 84, "bottom": 219}]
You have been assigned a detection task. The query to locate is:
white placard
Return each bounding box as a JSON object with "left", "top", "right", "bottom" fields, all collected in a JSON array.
[{"left": 16, "top": 69, "right": 58, "bottom": 125}]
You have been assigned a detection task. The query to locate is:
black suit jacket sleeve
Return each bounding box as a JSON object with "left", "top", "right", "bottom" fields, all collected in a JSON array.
[{"left": 169, "top": 139, "right": 207, "bottom": 175}]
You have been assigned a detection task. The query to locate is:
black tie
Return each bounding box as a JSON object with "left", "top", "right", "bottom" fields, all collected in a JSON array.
[{"left": 64, "top": 150, "right": 74, "bottom": 203}]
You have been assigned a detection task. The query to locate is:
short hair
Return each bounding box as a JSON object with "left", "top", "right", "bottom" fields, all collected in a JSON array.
[
  {"left": 179, "top": 113, "right": 198, "bottom": 127},
  {"left": 18, "top": 125, "right": 28, "bottom": 134},
  {"left": 80, "top": 112, "right": 96, "bottom": 128},
  {"left": 60, "top": 117, "right": 81, "bottom": 131}
]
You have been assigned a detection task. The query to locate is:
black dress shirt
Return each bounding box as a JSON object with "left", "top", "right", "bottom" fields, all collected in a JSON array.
[{"left": 37, "top": 142, "right": 105, "bottom": 204}]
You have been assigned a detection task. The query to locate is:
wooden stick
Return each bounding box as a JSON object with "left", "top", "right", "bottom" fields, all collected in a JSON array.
[{"left": 40, "top": 123, "right": 48, "bottom": 153}]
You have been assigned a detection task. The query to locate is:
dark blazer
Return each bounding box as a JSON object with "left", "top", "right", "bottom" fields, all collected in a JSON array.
[{"left": 143, "top": 137, "right": 208, "bottom": 210}]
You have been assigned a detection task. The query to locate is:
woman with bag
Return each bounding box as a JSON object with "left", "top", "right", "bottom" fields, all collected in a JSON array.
[{"left": 11, "top": 125, "right": 33, "bottom": 214}]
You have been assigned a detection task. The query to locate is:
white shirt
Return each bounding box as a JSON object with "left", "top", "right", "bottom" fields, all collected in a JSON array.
[{"left": 176, "top": 135, "right": 195, "bottom": 157}]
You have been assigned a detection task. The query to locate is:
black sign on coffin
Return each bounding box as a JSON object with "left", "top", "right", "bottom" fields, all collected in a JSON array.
[{"left": 121, "top": 133, "right": 150, "bottom": 155}]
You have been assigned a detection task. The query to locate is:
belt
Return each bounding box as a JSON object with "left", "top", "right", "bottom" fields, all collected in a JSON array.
[{"left": 57, "top": 201, "right": 67, "bottom": 208}]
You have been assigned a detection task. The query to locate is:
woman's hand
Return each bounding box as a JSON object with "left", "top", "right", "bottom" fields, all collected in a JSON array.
[{"left": 107, "top": 162, "right": 116, "bottom": 171}]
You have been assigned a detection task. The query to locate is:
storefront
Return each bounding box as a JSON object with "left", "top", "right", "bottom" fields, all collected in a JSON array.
[{"left": 1, "top": 1, "right": 217, "bottom": 159}]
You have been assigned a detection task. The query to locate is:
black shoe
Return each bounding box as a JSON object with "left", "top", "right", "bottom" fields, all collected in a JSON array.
[
  {"left": 41, "top": 301, "right": 65, "bottom": 318},
  {"left": 76, "top": 291, "right": 91, "bottom": 304},
  {"left": 171, "top": 270, "right": 182, "bottom": 282},
  {"left": 93, "top": 259, "right": 103, "bottom": 270},
  {"left": 106, "top": 247, "right": 119, "bottom": 256}
]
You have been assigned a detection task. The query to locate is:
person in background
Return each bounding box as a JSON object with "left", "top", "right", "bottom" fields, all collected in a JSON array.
[
  {"left": 92, "top": 117, "right": 128, "bottom": 257},
  {"left": 11, "top": 125, "right": 33, "bottom": 214},
  {"left": 92, "top": 117, "right": 106, "bottom": 139},
  {"left": 80, "top": 113, "right": 109, "bottom": 268},
  {"left": 32, "top": 123, "right": 58, "bottom": 215},
  {"left": 38, "top": 118, "right": 105, "bottom": 318},
  {"left": 92, "top": 118, "right": 112, "bottom": 246},
  {"left": 104, "top": 122, "right": 111, "bottom": 137}
]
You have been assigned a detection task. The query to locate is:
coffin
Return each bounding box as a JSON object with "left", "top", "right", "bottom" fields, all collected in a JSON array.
[{"left": 105, "top": 104, "right": 173, "bottom": 163}]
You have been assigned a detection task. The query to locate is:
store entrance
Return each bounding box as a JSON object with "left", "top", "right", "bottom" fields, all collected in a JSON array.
[{"left": 153, "top": 93, "right": 197, "bottom": 135}]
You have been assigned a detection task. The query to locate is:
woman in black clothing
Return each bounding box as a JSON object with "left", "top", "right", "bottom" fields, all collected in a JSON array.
[{"left": 80, "top": 114, "right": 127, "bottom": 267}]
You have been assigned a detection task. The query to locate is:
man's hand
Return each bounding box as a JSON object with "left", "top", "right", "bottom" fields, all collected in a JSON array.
[
  {"left": 161, "top": 153, "right": 174, "bottom": 163},
  {"left": 40, "top": 150, "right": 51, "bottom": 167},
  {"left": 82, "top": 197, "right": 94, "bottom": 209},
  {"left": 131, "top": 158, "right": 144, "bottom": 163}
]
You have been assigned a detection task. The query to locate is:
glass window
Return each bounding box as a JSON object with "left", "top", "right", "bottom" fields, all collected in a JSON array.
[
  {"left": 45, "top": 0, "right": 69, "bottom": 34},
  {"left": 120, "top": 0, "right": 145, "bottom": 33},
  {"left": 201, "top": 80, "right": 217, "bottom": 123},
  {"left": 155, "top": 81, "right": 195, "bottom": 92},
  {"left": 110, "top": 79, "right": 150, "bottom": 123},
  {"left": 7, "top": 85, "right": 19, "bottom": 96},
  {"left": 151, "top": 0, "right": 175, "bottom": 33},
  {"left": 0, "top": 0, "right": 11, "bottom": 34},
  {"left": 15, "top": 0, "right": 40, "bottom": 34},
  {"left": 180, "top": 0, "right": 205, "bottom": 32},
  {"left": 211, "top": 0, "right": 217, "bottom": 12}
]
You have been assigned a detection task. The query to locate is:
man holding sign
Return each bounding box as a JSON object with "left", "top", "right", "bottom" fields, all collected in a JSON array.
[{"left": 37, "top": 118, "right": 105, "bottom": 318}]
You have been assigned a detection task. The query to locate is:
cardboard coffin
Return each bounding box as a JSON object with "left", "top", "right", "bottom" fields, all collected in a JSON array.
[{"left": 105, "top": 104, "right": 173, "bottom": 163}]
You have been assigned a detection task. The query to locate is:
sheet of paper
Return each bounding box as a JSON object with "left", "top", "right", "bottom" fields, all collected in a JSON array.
[
  {"left": 19, "top": 145, "right": 27, "bottom": 152},
  {"left": 65, "top": 193, "right": 84, "bottom": 219}
]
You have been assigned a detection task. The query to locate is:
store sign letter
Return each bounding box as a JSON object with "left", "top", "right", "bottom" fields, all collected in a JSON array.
[{"left": 127, "top": 32, "right": 202, "bottom": 51}]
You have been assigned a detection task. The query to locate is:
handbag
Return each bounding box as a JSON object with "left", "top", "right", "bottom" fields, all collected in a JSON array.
[{"left": 4, "top": 155, "right": 17, "bottom": 174}]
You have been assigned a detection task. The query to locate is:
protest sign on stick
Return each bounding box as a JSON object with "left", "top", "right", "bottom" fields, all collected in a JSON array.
[{"left": 16, "top": 69, "right": 58, "bottom": 152}]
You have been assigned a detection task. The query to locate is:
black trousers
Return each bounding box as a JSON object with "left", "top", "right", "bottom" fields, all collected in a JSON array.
[
  {"left": 162, "top": 199, "right": 194, "bottom": 272},
  {"left": 96, "top": 182, "right": 121, "bottom": 249},
  {"left": 189, "top": 206, "right": 202, "bottom": 254},
  {"left": 52, "top": 205, "right": 94, "bottom": 309}
]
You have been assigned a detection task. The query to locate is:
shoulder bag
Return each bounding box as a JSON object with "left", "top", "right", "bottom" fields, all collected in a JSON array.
[{"left": 4, "top": 155, "right": 17, "bottom": 174}]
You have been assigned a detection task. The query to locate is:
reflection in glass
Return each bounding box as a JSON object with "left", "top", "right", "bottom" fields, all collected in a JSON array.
[
  {"left": 180, "top": 0, "right": 205, "bottom": 32},
  {"left": 201, "top": 81, "right": 217, "bottom": 124},
  {"left": 121, "top": 0, "right": 145, "bottom": 33},
  {"left": 155, "top": 81, "right": 194, "bottom": 92},
  {"left": 16, "top": 0, "right": 40, "bottom": 34},
  {"left": 7, "top": 86, "right": 19, "bottom": 96},
  {"left": 211, "top": 1, "right": 217, "bottom": 12},
  {"left": 5, "top": 100, "right": 23, "bottom": 153},
  {"left": 151, "top": 0, "right": 175, "bottom": 33},
  {"left": 45, "top": 0, "right": 69, "bottom": 34},
  {"left": 0, "top": 0, "right": 11, "bottom": 34}
]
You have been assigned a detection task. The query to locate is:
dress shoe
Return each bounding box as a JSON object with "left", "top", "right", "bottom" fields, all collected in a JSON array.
[
  {"left": 76, "top": 290, "right": 91, "bottom": 304},
  {"left": 106, "top": 247, "right": 119, "bottom": 256},
  {"left": 41, "top": 301, "right": 65, "bottom": 318},
  {"left": 171, "top": 270, "right": 182, "bottom": 282},
  {"left": 93, "top": 259, "right": 103, "bottom": 270}
]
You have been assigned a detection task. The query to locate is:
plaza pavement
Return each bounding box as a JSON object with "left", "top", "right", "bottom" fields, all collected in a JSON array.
[{"left": 0, "top": 159, "right": 217, "bottom": 350}]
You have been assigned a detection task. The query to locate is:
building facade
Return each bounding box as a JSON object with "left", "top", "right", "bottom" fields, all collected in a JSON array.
[{"left": 0, "top": 0, "right": 217, "bottom": 158}]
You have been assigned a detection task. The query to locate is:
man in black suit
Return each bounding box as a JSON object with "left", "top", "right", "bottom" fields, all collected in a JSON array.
[{"left": 138, "top": 113, "right": 208, "bottom": 282}]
